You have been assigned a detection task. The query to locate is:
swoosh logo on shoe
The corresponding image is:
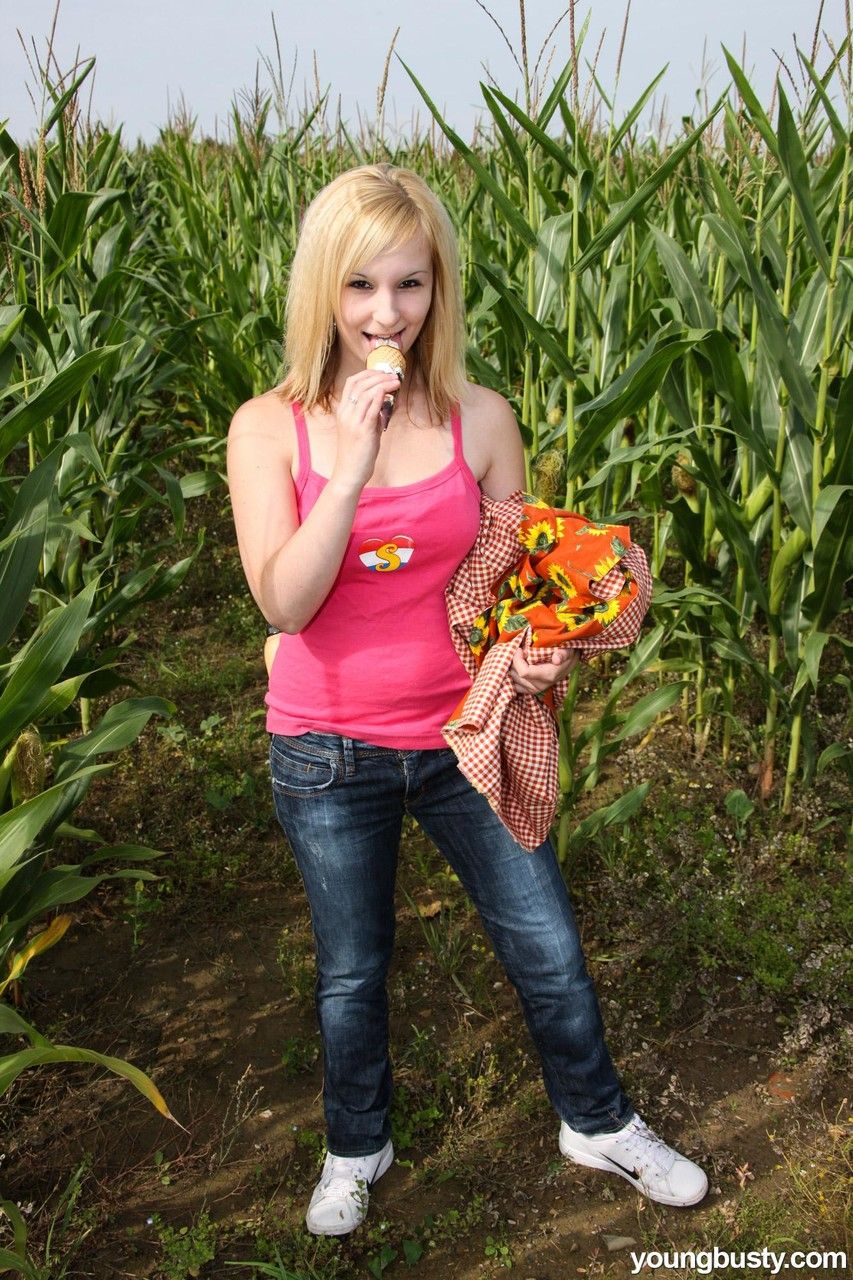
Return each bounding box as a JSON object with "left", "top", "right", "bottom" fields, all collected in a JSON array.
[{"left": 603, "top": 1156, "right": 642, "bottom": 1181}]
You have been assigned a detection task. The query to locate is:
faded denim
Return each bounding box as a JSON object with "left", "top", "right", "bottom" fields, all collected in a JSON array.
[{"left": 268, "top": 729, "right": 634, "bottom": 1156}]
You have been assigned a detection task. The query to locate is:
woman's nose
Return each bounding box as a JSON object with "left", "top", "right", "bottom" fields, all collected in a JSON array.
[{"left": 371, "top": 291, "right": 400, "bottom": 329}]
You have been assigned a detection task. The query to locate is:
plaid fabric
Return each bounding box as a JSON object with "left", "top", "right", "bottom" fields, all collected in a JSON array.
[{"left": 442, "top": 490, "right": 652, "bottom": 851}]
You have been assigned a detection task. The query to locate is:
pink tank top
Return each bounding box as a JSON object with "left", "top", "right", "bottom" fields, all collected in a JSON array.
[{"left": 265, "top": 400, "right": 482, "bottom": 748}]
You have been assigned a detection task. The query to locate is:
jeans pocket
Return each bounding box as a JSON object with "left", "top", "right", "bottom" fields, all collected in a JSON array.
[{"left": 269, "top": 733, "right": 341, "bottom": 797}]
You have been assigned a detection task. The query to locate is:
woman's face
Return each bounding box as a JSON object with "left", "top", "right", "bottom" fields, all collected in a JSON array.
[{"left": 334, "top": 230, "right": 434, "bottom": 381}]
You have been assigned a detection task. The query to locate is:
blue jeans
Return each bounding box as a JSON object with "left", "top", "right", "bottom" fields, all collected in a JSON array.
[{"left": 268, "top": 730, "right": 634, "bottom": 1156}]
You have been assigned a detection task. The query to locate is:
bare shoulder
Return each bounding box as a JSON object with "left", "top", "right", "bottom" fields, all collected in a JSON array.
[
  {"left": 227, "top": 389, "right": 294, "bottom": 460},
  {"left": 459, "top": 384, "right": 525, "bottom": 497},
  {"left": 460, "top": 383, "right": 518, "bottom": 432}
]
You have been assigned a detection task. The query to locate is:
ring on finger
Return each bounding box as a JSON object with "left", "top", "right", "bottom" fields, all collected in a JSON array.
[{"left": 348, "top": 394, "right": 359, "bottom": 405}]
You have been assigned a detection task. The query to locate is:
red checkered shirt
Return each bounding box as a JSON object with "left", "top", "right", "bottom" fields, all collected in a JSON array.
[{"left": 442, "top": 489, "right": 652, "bottom": 851}]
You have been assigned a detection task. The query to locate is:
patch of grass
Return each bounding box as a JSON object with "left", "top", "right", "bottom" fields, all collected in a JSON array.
[
  {"left": 576, "top": 789, "right": 851, "bottom": 1036},
  {"left": 280, "top": 1033, "right": 320, "bottom": 1080},
  {"left": 276, "top": 925, "right": 315, "bottom": 1008},
  {"left": 150, "top": 1207, "right": 218, "bottom": 1279}
]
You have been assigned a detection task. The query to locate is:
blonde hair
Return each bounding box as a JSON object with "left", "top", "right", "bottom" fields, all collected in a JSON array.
[{"left": 276, "top": 164, "right": 467, "bottom": 423}]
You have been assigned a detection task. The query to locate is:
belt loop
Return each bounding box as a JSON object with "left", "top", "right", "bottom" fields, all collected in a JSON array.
[{"left": 341, "top": 736, "right": 355, "bottom": 777}]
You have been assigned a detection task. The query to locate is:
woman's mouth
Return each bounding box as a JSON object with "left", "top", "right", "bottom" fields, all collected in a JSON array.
[{"left": 364, "top": 331, "right": 404, "bottom": 350}]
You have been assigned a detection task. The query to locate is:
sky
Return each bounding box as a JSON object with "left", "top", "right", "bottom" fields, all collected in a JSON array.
[{"left": 2, "top": 0, "right": 847, "bottom": 146}]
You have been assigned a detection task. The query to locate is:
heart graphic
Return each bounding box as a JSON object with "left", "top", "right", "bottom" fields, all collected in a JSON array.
[{"left": 358, "top": 535, "right": 415, "bottom": 572}]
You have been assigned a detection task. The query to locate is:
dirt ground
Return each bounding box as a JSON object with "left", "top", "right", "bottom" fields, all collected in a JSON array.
[{"left": 2, "top": 509, "right": 849, "bottom": 1280}]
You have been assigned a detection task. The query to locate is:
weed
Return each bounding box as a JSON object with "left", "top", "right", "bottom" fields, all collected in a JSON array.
[
  {"left": 365, "top": 1242, "right": 396, "bottom": 1277},
  {"left": 212, "top": 1066, "right": 265, "bottom": 1171},
  {"left": 153, "top": 1149, "right": 174, "bottom": 1187},
  {"left": 390, "top": 1084, "right": 444, "bottom": 1152},
  {"left": 280, "top": 1034, "right": 320, "bottom": 1079},
  {"left": 276, "top": 926, "right": 316, "bottom": 1006},
  {"left": 122, "top": 877, "right": 166, "bottom": 951},
  {"left": 484, "top": 1230, "right": 514, "bottom": 1268},
  {"left": 10, "top": 1157, "right": 99, "bottom": 1279},
  {"left": 293, "top": 1127, "right": 326, "bottom": 1168},
  {"left": 402, "top": 886, "right": 474, "bottom": 1004},
  {"left": 150, "top": 1207, "right": 217, "bottom": 1279}
]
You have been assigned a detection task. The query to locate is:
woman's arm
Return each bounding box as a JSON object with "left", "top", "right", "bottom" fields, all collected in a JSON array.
[
  {"left": 227, "top": 369, "right": 401, "bottom": 634},
  {"left": 472, "top": 388, "right": 527, "bottom": 500},
  {"left": 468, "top": 387, "right": 579, "bottom": 693},
  {"left": 226, "top": 398, "right": 361, "bottom": 633}
]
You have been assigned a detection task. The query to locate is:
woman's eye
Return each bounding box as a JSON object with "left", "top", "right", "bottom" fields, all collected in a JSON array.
[{"left": 346, "top": 279, "right": 421, "bottom": 289}]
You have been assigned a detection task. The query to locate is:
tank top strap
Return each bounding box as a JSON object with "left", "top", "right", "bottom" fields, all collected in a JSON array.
[
  {"left": 450, "top": 402, "right": 463, "bottom": 459},
  {"left": 290, "top": 400, "right": 312, "bottom": 496}
]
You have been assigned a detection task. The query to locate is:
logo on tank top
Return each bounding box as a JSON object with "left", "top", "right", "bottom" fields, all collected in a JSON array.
[{"left": 358, "top": 535, "right": 415, "bottom": 573}]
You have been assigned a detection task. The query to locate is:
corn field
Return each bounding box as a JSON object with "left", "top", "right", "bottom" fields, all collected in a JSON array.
[{"left": 0, "top": 7, "right": 850, "bottom": 1170}]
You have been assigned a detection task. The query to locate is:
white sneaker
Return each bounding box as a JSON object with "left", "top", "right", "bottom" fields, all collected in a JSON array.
[
  {"left": 559, "top": 1112, "right": 708, "bottom": 1207},
  {"left": 305, "top": 1139, "right": 394, "bottom": 1235}
]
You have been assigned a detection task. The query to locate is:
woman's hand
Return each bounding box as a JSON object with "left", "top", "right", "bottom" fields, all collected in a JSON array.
[
  {"left": 509, "top": 648, "right": 579, "bottom": 696},
  {"left": 330, "top": 368, "right": 404, "bottom": 491}
]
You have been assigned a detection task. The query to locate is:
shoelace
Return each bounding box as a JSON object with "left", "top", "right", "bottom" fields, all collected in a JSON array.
[
  {"left": 319, "top": 1157, "right": 370, "bottom": 1199},
  {"left": 613, "top": 1118, "right": 676, "bottom": 1177}
]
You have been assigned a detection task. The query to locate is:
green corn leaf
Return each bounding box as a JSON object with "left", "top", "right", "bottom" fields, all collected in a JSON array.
[
  {"left": 812, "top": 485, "right": 852, "bottom": 547},
  {"left": 0, "top": 868, "right": 159, "bottom": 954},
  {"left": 64, "top": 430, "right": 108, "bottom": 483},
  {"left": 650, "top": 227, "right": 715, "bottom": 329},
  {"left": 534, "top": 213, "right": 573, "bottom": 323},
  {"left": 0, "top": 1042, "right": 181, "bottom": 1125},
  {"left": 0, "top": 1004, "right": 51, "bottom": 1047},
  {"left": 78, "top": 842, "right": 167, "bottom": 868},
  {"left": 179, "top": 470, "right": 223, "bottom": 499},
  {"left": 780, "top": 406, "right": 815, "bottom": 534},
  {"left": 28, "top": 672, "right": 93, "bottom": 724},
  {"left": 779, "top": 561, "right": 809, "bottom": 674},
  {"left": 42, "top": 57, "right": 96, "bottom": 134},
  {"left": 609, "top": 67, "right": 669, "bottom": 154},
  {"left": 570, "top": 329, "right": 711, "bottom": 478},
  {"left": 53, "top": 697, "right": 174, "bottom": 780},
  {"left": 536, "top": 28, "right": 589, "bottom": 129},
  {"left": 576, "top": 430, "right": 696, "bottom": 499},
  {"left": 792, "top": 630, "right": 831, "bottom": 696},
  {"left": 828, "top": 367, "right": 853, "bottom": 486},
  {"left": 0, "top": 1248, "right": 39, "bottom": 1279},
  {"left": 572, "top": 94, "right": 725, "bottom": 276},
  {"left": 0, "top": 346, "right": 124, "bottom": 465},
  {"left": 153, "top": 464, "right": 187, "bottom": 539},
  {"left": 568, "top": 782, "right": 652, "bottom": 849},
  {"left": 801, "top": 487, "right": 853, "bottom": 630},
  {"left": 484, "top": 83, "right": 584, "bottom": 186},
  {"left": 0, "top": 765, "right": 113, "bottom": 887},
  {"left": 44, "top": 191, "right": 97, "bottom": 272},
  {"left": 475, "top": 262, "right": 576, "bottom": 380},
  {"left": 0, "top": 303, "right": 55, "bottom": 367},
  {"left": 479, "top": 86, "right": 528, "bottom": 188},
  {"left": 704, "top": 206, "right": 817, "bottom": 428},
  {"left": 775, "top": 84, "right": 832, "bottom": 278},
  {"left": 0, "top": 445, "right": 64, "bottom": 648},
  {"left": 0, "top": 578, "right": 99, "bottom": 751},
  {"left": 611, "top": 682, "right": 686, "bottom": 743},
  {"left": 399, "top": 59, "right": 536, "bottom": 249},
  {"left": 686, "top": 440, "right": 768, "bottom": 609},
  {"left": 796, "top": 45, "right": 847, "bottom": 146},
  {"left": 721, "top": 46, "right": 778, "bottom": 154}
]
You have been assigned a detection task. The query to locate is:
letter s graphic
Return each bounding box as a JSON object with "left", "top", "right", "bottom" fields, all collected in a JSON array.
[{"left": 375, "top": 541, "right": 402, "bottom": 572}]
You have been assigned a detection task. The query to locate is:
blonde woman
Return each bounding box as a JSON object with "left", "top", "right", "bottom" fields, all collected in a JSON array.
[{"left": 227, "top": 164, "right": 707, "bottom": 1236}]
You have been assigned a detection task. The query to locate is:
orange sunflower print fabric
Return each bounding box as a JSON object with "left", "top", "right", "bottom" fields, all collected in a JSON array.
[{"left": 465, "top": 495, "right": 642, "bottom": 666}]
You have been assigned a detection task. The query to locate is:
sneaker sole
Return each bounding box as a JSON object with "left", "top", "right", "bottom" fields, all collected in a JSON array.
[
  {"left": 559, "top": 1136, "right": 708, "bottom": 1208},
  {"left": 305, "top": 1141, "right": 395, "bottom": 1236}
]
